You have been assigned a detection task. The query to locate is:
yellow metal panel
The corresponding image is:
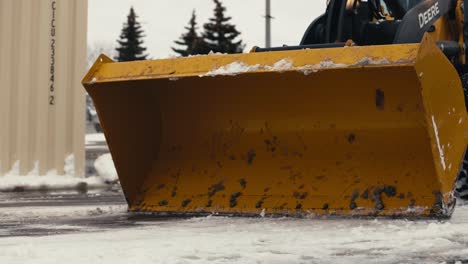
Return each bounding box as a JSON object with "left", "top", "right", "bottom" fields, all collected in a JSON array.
[
  {"left": 84, "top": 44, "right": 419, "bottom": 84},
  {"left": 416, "top": 34, "right": 466, "bottom": 207},
  {"left": 84, "top": 35, "right": 466, "bottom": 218}
]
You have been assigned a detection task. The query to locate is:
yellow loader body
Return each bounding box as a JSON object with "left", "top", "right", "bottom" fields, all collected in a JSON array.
[{"left": 83, "top": 35, "right": 466, "bottom": 218}]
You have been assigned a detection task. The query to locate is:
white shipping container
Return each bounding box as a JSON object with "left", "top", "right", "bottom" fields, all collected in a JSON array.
[{"left": 0, "top": 0, "right": 87, "bottom": 177}]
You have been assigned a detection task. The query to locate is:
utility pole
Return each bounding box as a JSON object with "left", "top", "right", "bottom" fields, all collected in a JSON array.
[{"left": 265, "top": 0, "right": 272, "bottom": 48}]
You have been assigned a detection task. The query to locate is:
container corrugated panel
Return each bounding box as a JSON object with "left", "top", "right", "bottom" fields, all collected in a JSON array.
[{"left": 0, "top": 0, "right": 87, "bottom": 176}]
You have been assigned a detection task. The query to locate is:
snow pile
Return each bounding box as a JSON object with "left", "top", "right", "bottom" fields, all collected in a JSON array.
[
  {"left": 203, "top": 56, "right": 393, "bottom": 77},
  {"left": 202, "top": 59, "right": 293, "bottom": 77},
  {"left": 0, "top": 174, "right": 106, "bottom": 192},
  {"left": 264, "top": 58, "right": 294, "bottom": 72},
  {"left": 0, "top": 204, "right": 127, "bottom": 221},
  {"left": 297, "top": 59, "right": 348, "bottom": 75},
  {"left": 27, "top": 161, "right": 40, "bottom": 176},
  {"left": 203, "top": 61, "right": 262, "bottom": 76},
  {"left": 352, "top": 57, "right": 391, "bottom": 66},
  {"left": 94, "top": 153, "right": 118, "bottom": 183},
  {"left": 85, "top": 133, "right": 106, "bottom": 144},
  {"left": 64, "top": 154, "right": 75, "bottom": 176},
  {"left": 316, "top": 58, "right": 348, "bottom": 68},
  {"left": 0, "top": 157, "right": 109, "bottom": 192},
  {"left": 297, "top": 57, "right": 393, "bottom": 75},
  {"left": 208, "top": 50, "right": 227, "bottom": 56},
  {"left": 184, "top": 51, "right": 226, "bottom": 59},
  {"left": 6, "top": 161, "right": 20, "bottom": 177}
]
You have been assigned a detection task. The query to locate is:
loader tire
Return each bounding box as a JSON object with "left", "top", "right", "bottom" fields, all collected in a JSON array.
[
  {"left": 455, "top": 152, "right": 468, "bottom": 200},
  {"left": 460, "top": 72, "right": 468, "bottom": 110}
]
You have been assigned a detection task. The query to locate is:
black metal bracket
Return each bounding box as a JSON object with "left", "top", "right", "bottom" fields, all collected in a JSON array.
[
  {"left": 464, "top": 0, "right": 468, "bottom": 63},
  {"left": 252, "top": 43, "right": 346, "bottom": 53}
]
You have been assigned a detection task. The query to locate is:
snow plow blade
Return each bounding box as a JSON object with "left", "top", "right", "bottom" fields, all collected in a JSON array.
[{"left": 83, "top": 35, "right": 466, "bottom": 218}]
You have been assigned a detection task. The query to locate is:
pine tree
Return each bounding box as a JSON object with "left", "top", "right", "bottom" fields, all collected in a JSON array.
[
  {"left": 201, "top": 0, "right": 245, "bottom": 54},
  {"left": 115, "top": 7, "right": 148, "bottom": 62},
  {"left": 172, "top": 11, "right": 206, "bottom": 57}
]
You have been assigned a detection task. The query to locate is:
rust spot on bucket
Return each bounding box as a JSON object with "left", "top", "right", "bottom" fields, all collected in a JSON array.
[
  {"left": 431, "top": 191, "right": 444, "bottom": 214},
  {"left": 293, "top": 192, "right": 308, "bottom": 200},
  {"left": 360, "top": 189, "right": 369, "bottom": 199},
  {"left": 256, "top": 201, "right": 264, "bottom": 208},
  {"left": 278, "top": 203, "right": 288, "bottom": 210},
  {"left": 264, "top": 138, "right": 278, "bottom": 153},
  {"left": 376, "top": 89, "right": 385, "bottom": 110},
  {"left": 247, "top": 149, "right": 256, "bottom": 165},
  {"left": 396, "top": 104, "right": 404, "bottom": 112},
  {"left": 371, "top": 185, "right": 397, "bottom": 210},
  {"left": 208, "top": 181, "right": 226, "bottom": 197},
  {"left": 159, "top": 200, "right": 168, "bottom": 206},
  {"left": 239, "top": 179, "right": 247, "bottom": 189},
  {"left": 350, "top": 190, "right": 359, "bottom": 210},
  {"left": 256, "top": 197, "right": 266, "bottom": 208},
  {"left": 230, "top": 192, "right": 242, "bottom": 208},
  {"left": 315, "top": 175, "right": 326, "bottom": 180},
  {"left": 181, "top": 199, "right": 191, "bottom": 207},
  {"left": 383, "top": 186, "right": 397, "bottom": 197}
]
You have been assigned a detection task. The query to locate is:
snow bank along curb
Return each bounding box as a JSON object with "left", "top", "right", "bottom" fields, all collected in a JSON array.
[
  {"left": 0, "top": 153, "right": 119, "bottom": 192},
  {"left": 0, "top": 175, "right": 108, "bottom": 192}
]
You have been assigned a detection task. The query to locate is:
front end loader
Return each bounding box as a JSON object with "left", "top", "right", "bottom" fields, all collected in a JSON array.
[{"left": 84, "top": 0, "right": 468, "bottom": 218}]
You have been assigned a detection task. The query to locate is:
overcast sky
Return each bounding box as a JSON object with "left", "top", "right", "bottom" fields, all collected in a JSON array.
[{"left": 88, "top": 0, "right": 327, "bottom": 59}]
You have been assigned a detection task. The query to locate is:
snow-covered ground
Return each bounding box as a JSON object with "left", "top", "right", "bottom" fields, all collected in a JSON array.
[
  {"left": 1, "top": 132, "right": 467, "bottom": 263},
  {"left": 0, "top": 191, "right": 467, "bottom": 264}
]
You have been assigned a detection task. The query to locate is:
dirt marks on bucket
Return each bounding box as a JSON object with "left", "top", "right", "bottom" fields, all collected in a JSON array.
[
  {"left": 348, "top": 186, "right": 397, "bottom": 211},
  {"left": 208, "top": 181, "right": 226, "bottom": 197}
]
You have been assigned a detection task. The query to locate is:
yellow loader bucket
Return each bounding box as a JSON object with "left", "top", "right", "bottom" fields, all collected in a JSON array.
[{"left": 83, "top": 35, "right": 466, "bottom": 218}]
